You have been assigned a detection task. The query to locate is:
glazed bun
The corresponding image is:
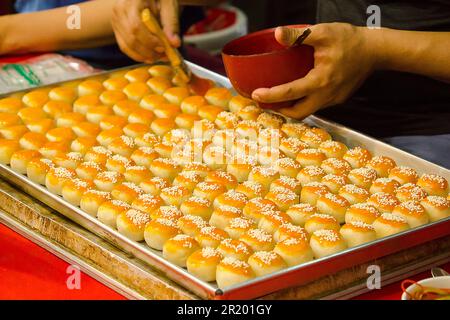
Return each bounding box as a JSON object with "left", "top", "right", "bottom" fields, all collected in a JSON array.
[
  {"left": 116, "top": 209, "right": 150, "bottom": 241},
  {"left": 340, "top": 221, "right": 376, "bottom": 247},
  {"left": 80, "top": 190, "right": 111, "bottom": 216},
  {"left": 300, "top": 127, "right": 331, "bottom": 148},
  {"left": 367, "top": 192, "right": 400, "bottom": 213},
  {"left": 177, "top": 215, "right": 208, "bottom": 237},
  {"left": 204, "top": 88, "right": 232, "bottom": 109},
  {"left": 147, "top": 76, "right": 172, "bottom": 95},
  {"left": 148, "top": 65, "right": 173, "bottom": 79},
  {"left": 247, "top": 251, "right": 287, "bottom": 277},
  {"left": 193, "top": 181, "right": 227, "bottom": 202},
  {"left": 144, "top": 218, "right": 180, "bottom": 250},
  {"left": 372, "top": 213, "right": 409, "bottom": 238},
  {"left": 273, "top": 223, "right": 308, "bottom": 243},
  {"left": 347, "top": 167, "right": 378, "bottom": 190},
  {"left": 392, "top": 200, "right": 429, "bottom": 227},
  {"left": 160, "top": 185, "right": 190, "bottom": 207},
  {"left": 215, "top": 111, "right": 239, "bottom": 130},
  {"left": 343, "top": 147, "right": 372, "bottom": 169},
  {"left": 369, "top": 178, "right": 400, "bottom": 195},
  {"left": 237, "top": 105, "right": 262, "bottom": 121},
  {"left": 310, "top": 229, "right": 347, "bottom": 258},
  {"left": 180, "top": 95, "right": 206, "bottom": 114},
  {"left": 45, "top": 167, "right": 76, "bottom": 195},
  {"left": 150, "top": 205, "right": 183, "bottom": 221},
  {"left": 281, "top": 123, "right": 309, "bottom": 140},
  {"left": 264, "top": 187, "right": 299, "bottom": 211},
  {"left": 345, "top": 203, "right": 380, "bottom": 225},
  {"left": 217, "top": 238, "right": 253, "bottom": 261},
  {"left": 216, "top": 257, "right": 254, "bottom": 289},
  {"left": 279, "top": 137, "right": 308, "bottom": 159},
  {"left": 62, "top": 178, "right": 93, "bottom": 206},
  {"left": 420, "top": 196, "right": 450, "bottom": 222},
  {"left": 395, "top": 183, "right": 427, "bottom": 202},
  {"left": 111, "top": 182, "right": 143, "bottom": 204},
  {"left": 320, "top": 158, "right": 352, "bottom": 176},
  {"left": 209, "top": 205, "right": 242, "bottom": 230},
  {"left": 297, "top": 165, "right": 326, "bottom": 186},
  {"left": 296, "top": 148, "right": 326, "bottom": 167},
  {"left": 248, "top": 166, "right": 280, "bottom": 190},
  {"left": 140, "top": 176, "right": 170, "bottom": 196},
  {"left": 318, "top": 140, "right": 348, "bottom": 159},
  {"left": 388, "top": 166, "right": 419, "bottom": 185},
  {"left": 195, "top": 225, "right": 229, "bottom": 248},
  {"left": 228, "top": 95, "right": 255, "bottom": 114},
  {"left": 213, "top": 190, "right": 248, "bottom": 210},
  {"left": 416, "top": 174, "right": 448, "bottom": 197},
  {"left": 258, "top": 211, "right": 291, "bottom": 234},
  {"left": 338, "top": 184, "right": 370, "bottom": 205},
  {"left": 186, "top": 247, "right": 223, "bottom": 282},
  {"left": 304, "top": 213, "right": 340, "bottom": 235},
  {"left": 180, "top": 196, "right": 213, "bottom": 220},
  {"left": 300, "top": 182, "right": 329, "bottom": 206},
  {"left": 274, "top": 158, "right": 301, "bottom": 178},
  {"left": 257, "top": 112, "right": 285, "bottom": 129},
  {"left": 94, "top": 171, "right": 124, "bottom": 192},
  {"left": 149, "top": 158, "right": 181, "bottom": 181},
  {"left": 227, "top": 156, "right": 257, "bottom": 183},
  {"left": 26, "top": 158, "right": 54, "bottom": 185},
  {"left": 242, "top": 197, "right": 278, "bottom": 223},
  {"left": 286, "top": 203, "right": 317, "bottom": 226},
  {"left": 270, "top": 176, "right": 302, "bottom": 195},
  {"left": 316, "top": 193, "right": 350, "bottom": 223},
  {"left": 321, "top": 174, "right": 347, "bottom": 194},
  {"left": 205, "top": 171, "right": 238, "bottom": 190},
  {"left": 366, "top": 156, "right": 396, "bottom": 177},
  {"left": 10, "top": 149, "right": 40, "bottom": 174},
  {"left": 123, "top": 82, "right": 150, "bottom": 101},
  {"left": 274, "top": 237, "right": 313, "bottom": 267},
  {"left": 239, "top": 228, "right": 274, "bottom": 252},
  {"left": 224, "top": 217, "right": 255, "bottom": 240},
  {"left": 163, "top": 234, "right": 201, "bottom": 267},
  {"left": 22, "top": 89, "right": 49, "bottom": 108}
]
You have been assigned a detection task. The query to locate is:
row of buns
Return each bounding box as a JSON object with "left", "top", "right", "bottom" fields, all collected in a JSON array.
[{"left": 0, "top": 65, "right": 449, "bottom": 289}]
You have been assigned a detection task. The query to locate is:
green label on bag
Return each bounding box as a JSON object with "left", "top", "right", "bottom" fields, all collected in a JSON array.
[{"left": 2, "top": 64, "right": 42, "bottom": 86}]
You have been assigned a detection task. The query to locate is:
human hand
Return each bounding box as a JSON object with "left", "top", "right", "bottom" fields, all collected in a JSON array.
[
  {"left": 252, "top": 23, "right": 378, "bottom": 119},
  {"left": 112, "top": 0, "right": 180, "bottom": 63}
]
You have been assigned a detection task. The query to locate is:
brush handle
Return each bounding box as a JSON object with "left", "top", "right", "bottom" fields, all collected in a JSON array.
[{"left": 141, "top": 8, "right": 190, "bottom": 82}]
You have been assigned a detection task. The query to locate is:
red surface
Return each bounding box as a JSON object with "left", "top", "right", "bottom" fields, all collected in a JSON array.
[
  {"left": 1, "top": 221, "right": 448, "bottom": 300},
  {"left": 0, "top": 223, "right": 125, "bottom": 300},
  {"left": 222, "top": 25, "right": 314, "bottom": 109}
]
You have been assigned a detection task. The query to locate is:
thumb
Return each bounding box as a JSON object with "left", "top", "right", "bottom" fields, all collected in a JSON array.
[
  {"left": 275, "top": 26, "right": 313, "bottom": 47},
  {"left": 160, "top": 0, "right": 181, "bottom": 47}
]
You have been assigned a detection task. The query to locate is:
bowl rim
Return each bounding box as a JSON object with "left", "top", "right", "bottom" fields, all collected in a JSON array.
[
  {"left": 401, "top": 275, "right": 450, "bottom": 300},
  {"left": 222, "top": 24, "right": 312, "bottom": 58}
]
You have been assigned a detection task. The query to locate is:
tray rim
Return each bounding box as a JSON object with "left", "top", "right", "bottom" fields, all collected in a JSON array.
[{"left": 0, "top": 61, "right": 448, "bottom": 300}]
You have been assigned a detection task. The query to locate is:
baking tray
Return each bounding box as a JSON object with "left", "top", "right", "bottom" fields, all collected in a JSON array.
[{"left": 0, "top": 62, "right": 449, "bottom": 299}]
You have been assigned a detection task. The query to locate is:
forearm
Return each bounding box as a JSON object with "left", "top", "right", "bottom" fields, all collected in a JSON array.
[
  {"left": 0, "top": 0, "right": 116, "bottom": 55},
  {"left": 364, "top": 27, "right": 450, "bottom": 82}
]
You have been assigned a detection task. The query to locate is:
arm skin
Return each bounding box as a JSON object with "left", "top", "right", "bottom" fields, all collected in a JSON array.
[
  {"left": 252, "top": 24, "right": 450, "bottom": 119},
  {"left": 0, "top": 0, "right": 223, "bottom": 56}
]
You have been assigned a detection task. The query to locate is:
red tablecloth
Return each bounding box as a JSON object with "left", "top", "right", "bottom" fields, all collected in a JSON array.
[{"left": 1, "top": 222, "right": 448, "bottom": 300}]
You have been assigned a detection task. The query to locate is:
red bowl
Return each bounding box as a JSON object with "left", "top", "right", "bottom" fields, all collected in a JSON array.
[{"left": 222, "top": 25, "right": 314, "bottom": 109}]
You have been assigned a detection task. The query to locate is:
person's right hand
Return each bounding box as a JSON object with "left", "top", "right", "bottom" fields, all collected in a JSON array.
[{"left": 111, "top": 0, "right": 180, "bottom": 63}]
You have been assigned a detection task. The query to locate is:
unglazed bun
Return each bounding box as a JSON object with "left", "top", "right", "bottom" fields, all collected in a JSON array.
[
  {"left": 420, "top": 196, "right": 450, "bottom": 222},
  {"left": 144, "top": 218, "right": 180, "bottom": 250},
  {"left": 340, "top": 221, "right": 376, "bottom": 247},
  {"left": 310, "top": 229, "right": 347, "bottom": 258},
  {"left": 274, "top": 237, "right": 313, "bottom": 267},
  {"left": 216, "top": 257, "right": 254, "bottom": 289},
  {"left": 247, "top": 251, "right": 287, "bottom": 277},
  {"left": 416, "top": 174, "right": 448, "bottom": 197},
  {"left": 163, "top": 234, "right": 201, "bottom": 267},
  {"left": 187, "top": 247, "right": 223, "bottom": 282},
  {"left": 372, "top": 213, "right": 409, "bottom": 238}
]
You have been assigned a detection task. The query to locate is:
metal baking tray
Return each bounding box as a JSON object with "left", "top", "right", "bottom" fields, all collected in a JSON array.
[{"left": 0, "top": 62, "right": 449, "bottom": 299}]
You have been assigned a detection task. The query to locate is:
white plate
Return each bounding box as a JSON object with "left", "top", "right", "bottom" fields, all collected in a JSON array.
[{"left": 401, "top": 275, "right": 450, "bottom": 300}]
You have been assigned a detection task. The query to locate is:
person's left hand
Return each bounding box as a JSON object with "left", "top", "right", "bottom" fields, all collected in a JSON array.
[
  {"left": 252, "top": 23, "right": 378, "bottom": 119},
  {"left": 111, "top": 0, "right": 181, "bottom": 63}
]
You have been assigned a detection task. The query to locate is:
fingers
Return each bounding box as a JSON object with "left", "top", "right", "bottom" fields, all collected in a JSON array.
[
  {"left": 160, "top": 0, "right": 181, "bottom": 47},
  {"left": 278, "top": 96, "right": 322, "bottom": 120},
  {"left": 252, "top": 71, "right": 319, "bottom": 103}
]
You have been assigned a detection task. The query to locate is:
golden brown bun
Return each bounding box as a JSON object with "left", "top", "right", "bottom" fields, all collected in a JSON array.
[
  {"left": 366, "top": 156, "right": 396, "bottom": 177},
  {"left": 300, "top": 182, "right": 329, "bottom": 206},
  {"left": 274, "top": 237, "right": 313, "bottom": 267},
  {"left": 99, "top": 90, "right": 127, "bottom": 106},
  {"left": 62, "top": 178, "right": 93, "bottom": 206},
  {"left": 108, "top": 135, "right": 136, "bottom": 157},
  {"left": 105, "top": 154, "right": 134, "bottom": 174},
  {"left": 195, "top": 225, "right": 229, "bottom": 248},
  {"left": 160, "top": 185, "right": 191, "bottom": 207},
  {"left": 97, "top": 199, "right": 131, "bottom": 228},
  {"left": 420, "top": 196, "right": 450, "bottom": 222},
  {"left": 0, "top": 97, "right": 23, "bottom": 113},
  {"left": 103, "top": 77, "right": 129, "bottom": 91},
  {"left": 273, "top": 223, "right": 308, "bottom": 243},
  {"left": 74, "top": 95, "right": 100, "bottom": 114},
  {"left": 274, "top": 158, "right": 301, "bottom": 178},
  {"left": 80, "top": 190, "right": 111, "bottom": 216},
  {"left": 345, "top": 203, "right": 380, "bottom": 225},
  {"left": 180, "top": 196, "right": 213, "bottom": 220},
  {"left": 340, "top": 221, "right": 376, "bottom": 247},
  {"left": 213, "top": 190, "right": 248, "bottom": 210},
  {"left": 150, "top": 118, "right": 176, "bottom": 137},
  {"left": 248, "top": 251, "right": 287, "bottom": 277},
  {"left": 113, "top": 100, "right": 139, "bottom": 117},
  {"left": 209, "top": 205, "right": 242, "bottom": 230},
  {"left": 187, "top": 247, "right": 223, "bottom": 282},
  {"left": 372, "top": 213, "right": 409, "bottom": 238},
  {"left": 53, "top": 152, "right": 83, "bottom": 169},
  {"left": 347, "top": 167, "right": 378, "bottom": 190},
  {"left": 134, "top": 132, "right": 160, "bottom": 148},
  {"left": 204, "top": 88, "right": 232, "bottom": 109},
  {"left": 144, "top": 218, "right": 180, "bottom": 250},
  {"left": 125, "top": 67, "right": 150, "bottom": 83},
  {"left": 78, "top": 80, "right": 104, "bottom": 96},
  {"left": 235, "top": 181, "right": 267, "bottom": 199},
  {"left": 224, "top": 217, "right": 255, "bottom": 240},
  {"left": 229, "top": 95, "right": 255, "bottom": 114},
  {"left": 239, "top": 228, "right": 274, "bottom": 252},
  {"left": 217, "top": 238, "right": 253, "bottom": 261},
  {"left": 264, "top": 187, "right": 299, "bottom": 211},
  {"left": 46, "top": 127, "right": 75, "bottom": 143},
  {"left": 296, "top": 148, "right": 326, "bottom": 167},
  {"left": 84, "top": 146, "right": 113, "bottom": 165},
  {"left": 150, "top": 205, "right": 183, "bottom": 221},
  {"left": 146, "top": 76, "right": 172, "bottom": 95},
  {"left": 94, "top": 171, "right": 124, "bottom": 192},
  {"left": 56, "top": 112, "right": 85, "bottom": 128},
  {"left": 140, "top": 94, "right": 167, "bottom": 111},
  {"left": 10, "top": 149, "right": 41, "bottom": 174},
  {"left": 279, "top": 137, "right": 308, "bottom": 159},
  {"left": 367, "top": 192, "right": 400, "bottom": 213},
  {"left": 338, "top": 184, "right": 370, "bottom": 205},
  {"left": 0, "top": 125, "right": 29, "bottom": 140},
  {"left": 417, "top": 174, "right": 448, "bottom": 197},
  {"left": 242, "top": 197, "right": 278, "bottom": 223},
  {"left": 148, "top": 65, "right": 173, "bottom": 79},
  {"left": 297, "top": 165, "right": 326, "bottom": 186},
  {"left": 45, "top": 167, "right": 76, "bottom": 195},
  {"left": 116, "top": 209, "right": 150, "bottom": 241},
  {"left": 304, "top": 213, "right": 340, "bottom": 235},
  {"left": 177, "top": 214, "right": 208, "bottom": 237},
  {"left": 318, "top": 140, "right": 348, "bottom": 159},
  {"left": 258, "top": 210, "right": 291, "bottom": 234},
  {"left": 216, "top": 257, "right": 254, "bottom": 289},
  {"left": 300, "top": 127, "right": 331, "bottom": 148},
  {"left": 286, "top": 203, "right": 317, "bottom": 227},
  {"left": 310, "top": 229, "right": 347, "bottom": 258},
  {"left": 257, "top": 112, "right": 285, "bottom": 129},
  {"left": 248, "top": 166, "right": 280, "bottom": 190},
  {"left": 140, "top": 176, "right": 170, "bottom": 196},
  {"left": 26, "top": 158, "right": 54, "bottom": 185},
  {"left": 388, "top": 166, "right": 419, "bottom": 185},
  {"left": 130, "top": 146, "right": 159, "bottom": 168},
  {"left": 235, "top": 120, "right": 261, "bottom": 140},
  {"left": 316, "top": 193, "right": 350, "bottom": 223},
  {"left": 369, "top": 178, "right": 400, "bottom": 195},
  {"left": 43, "top": 100, "right": 72, "bottom": 118},
  {"left": 22, "top": 89, "right": 49, "bottom": 108},
  {"left": 270, "top": 176, "right": 302, "bottom": 195},
  {"left": 72, "top": 122, "right": 101, "bottom": 138},
  {"left": 123, "top": 82, "right": 150, "bottom": 101},
  {"left": 163, "top": 87, "right": 190, "bottom": 105},
  {"left": 111, "top": 182, "right": 143, "bottom": 204},
  {"left": 237, "top": 105, "right": 262, "bottom": 121},
  {"left": 163, "top": 234, "right": 201, "bottom": 267},
  {"left": 320, "top": 157, "right": 352, "bottom": 176},
  {"left": 0, "top": 113, "right": 22, "bottom": 129},
  {"left": 321, "top": 174, "right": 348, "bottom": 194},
  {"left": 149, "top": 158, "right": 181, "bottom": 181},
  {"left": 281, "top": 123, "right": 310, "bottom": 140},
  {"left": 395, "top": 183, "right": 427, "bottom": 202},
  {"left": 392, "top": 200, "right": 429, "bottom": 228},
  {"left": 343, "top": 147, "right": 372, "bottom": 169},
  {"left": 18, "top": 107, "right": 48, "bottom": 125}
]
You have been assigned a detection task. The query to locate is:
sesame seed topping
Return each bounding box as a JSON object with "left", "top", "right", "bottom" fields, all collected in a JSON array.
[
  {"left": 253, "top": 251, "right": 279, "bottom": 265},
  {"left": 125, "top": 209, "right": 149, "bottom": 226},
  {"left": 246, "top": 228, "right": 272, "bottom": 243},
  {"left": 313, "top": 229, "right": 340, "bottom": 242},
  {"left": 380, "top": 213, "right": 407, "bottom": 223}
]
